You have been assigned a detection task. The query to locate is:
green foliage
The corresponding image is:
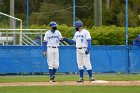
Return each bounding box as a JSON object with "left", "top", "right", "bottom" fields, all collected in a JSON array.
[
  {"left": 128, "top": 27, "right": 140, "bottom": 45},
  {"left": 29, "top": 2, "right": 72, "bottom": 25},
  {"left": 28, "top": 25, "right": 140, "bottom": 45},
  {"left": 29, "top": 24, "right": 48, "bottom": 29},
  {"left": 58, "top": 24, "right": 73, "bottom": 38},
  {"left": 117, "top": 9, "right": 139, "bottom": 27},
  {"left": 0, "top": 24, "right": 139, "bottom": 45},
  {"left": 0, "top": 19, "right": 9, "bottom": 28},
  {"left": 88, "top": 26, "right": 126, "bottom": 45},
  {"left": 82, "top": 17, "right": 94, "bottom": 28}
]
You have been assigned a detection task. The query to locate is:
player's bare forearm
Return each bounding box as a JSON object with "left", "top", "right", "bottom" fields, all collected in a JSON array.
[{"left": 43, "top": 51, "right": 47, "bottom": 56}]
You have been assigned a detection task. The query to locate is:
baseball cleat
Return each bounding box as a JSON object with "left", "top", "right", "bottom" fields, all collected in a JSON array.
[
  {"left": 77, "top": 78, "right": 84, "bottom": 83},
  {"left": 50, "top": 76, "right": 56, "bottom": 82},
  {"left": 90, "top": 78, "right": 95, "bottom": 82},
  {"left": 49, "top": 80, "right": 56, "bottom": 82}
]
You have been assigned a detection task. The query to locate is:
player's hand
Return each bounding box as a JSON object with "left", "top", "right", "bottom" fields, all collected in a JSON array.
[
  {"left": 43, "top": 51, "right": 47, "bottom": 56},
  {"left": 85, "top": 49, "right": 89, "bottom": 55},
  {"left": 62, "top": 37, "right": 67, "bottom": 41}
]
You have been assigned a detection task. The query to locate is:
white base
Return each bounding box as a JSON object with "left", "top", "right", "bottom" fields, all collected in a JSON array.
[{"left": 91, "top": 80, "right": 109, "bottom": 83}]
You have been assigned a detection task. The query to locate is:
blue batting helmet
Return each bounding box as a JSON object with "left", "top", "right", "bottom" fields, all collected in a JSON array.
[
  {"left": 50, "top": 21, "right": 57, "bottom": 27},
  {"left": 74, "top": 20, "right": 83, "bottom": 28},
  {"left": 137, "top": 34, "right": 140, "bottom": 38}
]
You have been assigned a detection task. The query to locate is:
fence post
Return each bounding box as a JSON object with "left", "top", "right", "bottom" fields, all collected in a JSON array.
[
  {"left": 125, "top": 0, "right": 130, "bottom": 74},
  {"left": 41, "top": 30, "right": 43, "bottom": 45},
  {"left": 19, "top": 20, "right": 22, "bottom": 45}
]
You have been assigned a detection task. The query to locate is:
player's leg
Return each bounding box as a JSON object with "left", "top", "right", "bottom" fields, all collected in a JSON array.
[
  {"left": 47, "top": 47, "right": 55, "bottom": 82},
  {"left": 53, "top": 68, "right": 57, "bottom": 75},
  {"left": 83, "top": 51, "right": 95, "bottom": 81},
  {"left": 53, "top": 48, "right": 59, "bottom": 80},
  {"left": 54, "top": 48, "right": 59, "bottom": 69},
  {"left": 76, "top": 49, "right": 84, "bottom": 82}
]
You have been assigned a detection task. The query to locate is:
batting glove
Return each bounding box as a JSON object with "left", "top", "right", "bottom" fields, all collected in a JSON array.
[{"left": 85, "top": 49, "right": 90, "bottom": 55}]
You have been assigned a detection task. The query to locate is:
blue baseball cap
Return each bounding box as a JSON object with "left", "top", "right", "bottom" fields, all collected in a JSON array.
[
  {"left": 50, "top": 22, "right": 57, "bottom": 27},
  {"left": 137, "top": 34, "right": 140, "bottom": 38},
  {"left": 74, "top": 20, "right": 83, "bottom": 28}
]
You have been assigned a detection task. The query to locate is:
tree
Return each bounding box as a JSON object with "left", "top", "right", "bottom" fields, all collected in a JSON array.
[
  {"left": 30, "top": 2, "right": 72, "bottom": 25},
  {"left": 0, "top": 0, "right": 140, "bottom": 26}
]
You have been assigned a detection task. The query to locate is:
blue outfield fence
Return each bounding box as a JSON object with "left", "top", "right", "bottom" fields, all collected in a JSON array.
[
  {"left": 0, "top": 46, "right": 140, "bottom": 73},
  {"left": 129, "top": 46, "right": 140, "bottom": 73}
]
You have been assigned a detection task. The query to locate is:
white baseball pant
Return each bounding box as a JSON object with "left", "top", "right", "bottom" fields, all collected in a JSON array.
[
  {"left": 76, "top": 48, "right": 92, "bottom": 70},
  {"left": 47, "top": 47, "right": 59, "bottom": 69}
]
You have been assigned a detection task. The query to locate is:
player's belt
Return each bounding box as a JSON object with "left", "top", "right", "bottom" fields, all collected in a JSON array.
[
  {"left": 77, "top": 47, "right": 86, "bottom": 49},
  {"left": 48, "top": 46, "right": 58, "bottom": 48}
]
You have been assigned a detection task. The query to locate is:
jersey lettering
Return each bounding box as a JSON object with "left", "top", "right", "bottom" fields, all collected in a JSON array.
[
  {"left": 48, "top": 35, "right": 59, "bottom": 39},
  {"left": 76, "top": 35, "right": 84, "bottom": 38}
]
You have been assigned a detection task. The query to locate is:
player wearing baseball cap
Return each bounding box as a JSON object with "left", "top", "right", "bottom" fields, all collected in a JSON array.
[
  {"left": 133, "top": 34, "right": 140, "bottom": 46},
  {"left": 64, "top": 20, "right": 95, "bottom": 82},
  {"left": 43, "top": 21, "right": 63, "bottom": 82}
]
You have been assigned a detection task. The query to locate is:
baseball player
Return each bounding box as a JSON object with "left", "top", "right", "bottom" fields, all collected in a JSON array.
[
  {"left": 43, "top": 21, "right": 63, "bottom": 82},
  {"left": 133, "top": 34, "right": 140, "bottom": 46},
  {"left": 64, "top": 20, "right": 95, "bottom": 82}
]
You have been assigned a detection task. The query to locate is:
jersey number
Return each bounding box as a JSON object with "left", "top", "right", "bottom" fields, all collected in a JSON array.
[{"left": 81, "top": 39, "right": 83, "bottom": 43}]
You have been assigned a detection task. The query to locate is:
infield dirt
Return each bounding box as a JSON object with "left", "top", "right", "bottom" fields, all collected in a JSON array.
[{"left": 0, "top": 81, "right": 140, "bottom": 87}]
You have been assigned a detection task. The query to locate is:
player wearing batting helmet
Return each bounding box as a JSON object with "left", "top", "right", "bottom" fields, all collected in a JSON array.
[
  {"left": 43, "top": 21, "right": 63, "bottom": 82},
  {"left": 64, "top": 20, "right": 95, "bottom": 82},
  {"left": 133, "top": 34, "right": 140, "bottom": 46}
]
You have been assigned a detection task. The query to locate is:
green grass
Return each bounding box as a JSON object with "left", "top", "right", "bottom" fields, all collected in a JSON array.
[
  {"left": 0, "top": 74, "right": 140, "bottom": 93},
  {"left": 0, "top": 74, "right": 140, "bottom": 83},
  {"left": 0, "top": 86, "right": 140, "bottom": 93}
]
